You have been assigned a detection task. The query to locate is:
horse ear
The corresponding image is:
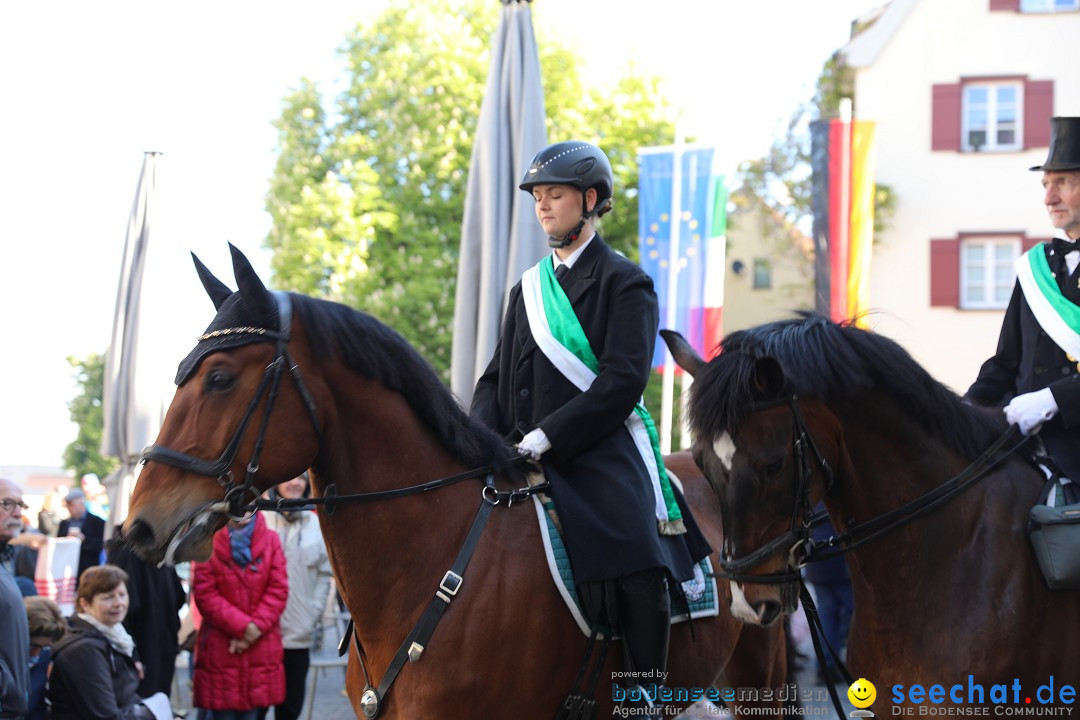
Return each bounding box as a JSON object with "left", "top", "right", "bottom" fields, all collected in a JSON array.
[
  {"left": 660, "top": 330, "right": 705, "bottom": 377},
  {"left": 191, "top": 252, "right": 233, "bottom": 310},
  {"left": 229, "top": 243, "right": 276, "bottom": 321},
  {"left": 752, "top": 357, "right": 786, "bottom": 398}
]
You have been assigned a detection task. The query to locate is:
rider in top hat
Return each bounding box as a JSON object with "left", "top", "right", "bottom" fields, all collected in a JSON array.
[
  {"left": 966, "top": 117, "right": 1080, "bottom": 507},
  {"left": 470, "top": 140, "right": 711, "bottom": 712}
]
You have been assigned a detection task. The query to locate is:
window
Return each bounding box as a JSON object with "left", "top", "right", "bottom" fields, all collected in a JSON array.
[
  {"left": 752, "top": 259, "right": 772, "bottom": 290},
  {"left": 962, "top": 82, "right": 1022, "bottom": 152},
  {"left": 931, "top": 79, "right": 1053, "bottom": 152},
  {"left": 1020, "top": 0, "right": 1079, "bottom": 11},
  {"left": 931, "top": 234, "right": 1044, "bottom": 308},
  {"left": 960, "top": 237, "right": 1021, "bottom": 309}
]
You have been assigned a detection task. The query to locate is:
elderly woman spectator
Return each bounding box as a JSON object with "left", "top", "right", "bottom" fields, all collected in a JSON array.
[
  {"left": 24, "top": 596, "right": 66, "bottom": 720},
  {"left": 192, "top": 512, "right": 288, "bottom": 720},
  {"left": 47, "top": 565, "right": 170, "bottom": 720}
]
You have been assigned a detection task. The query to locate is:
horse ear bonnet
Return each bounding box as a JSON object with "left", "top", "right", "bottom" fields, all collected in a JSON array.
[{"left": 174, "top": 244, "right": 281, "bottom": 386}]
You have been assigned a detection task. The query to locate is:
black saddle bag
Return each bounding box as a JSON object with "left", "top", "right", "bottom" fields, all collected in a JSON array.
[{"left": 1029, "top": 475, "right": 1080, "bottom": 590}]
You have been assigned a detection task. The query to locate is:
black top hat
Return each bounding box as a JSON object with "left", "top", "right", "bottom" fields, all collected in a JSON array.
[{"left": 1030, "top": 117, "right": 1080, "bottom": 172}]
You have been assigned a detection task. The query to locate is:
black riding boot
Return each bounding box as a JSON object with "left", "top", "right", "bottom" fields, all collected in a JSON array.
[{"left": 616, "top": 569, "right": 670, "bottom": 715}]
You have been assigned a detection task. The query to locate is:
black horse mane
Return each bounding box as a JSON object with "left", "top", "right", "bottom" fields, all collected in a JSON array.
[
  {"left": 688, "top": 314, "right": 1006, "bottom": 458},
  {"left": 289, "top": 294, "right": 521, "bottom": 475}
]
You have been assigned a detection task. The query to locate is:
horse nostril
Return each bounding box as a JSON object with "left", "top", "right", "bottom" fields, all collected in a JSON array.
[
  {"left": 755, "top": 600, "right": 783, "bottom": 626},
  {"left": 124, "top": 519, "right": 156, "bottom": 553}
]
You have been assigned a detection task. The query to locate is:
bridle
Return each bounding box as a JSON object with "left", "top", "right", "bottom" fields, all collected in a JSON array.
[
  {"left": 718, "top": 395, "right": 834, "bottom": 587},
  {"left": 140, "top": 291, "right": 323, "bottom": 518},
  {"left": 717, "top": 394, "right": 1028, "bottom": 586}
]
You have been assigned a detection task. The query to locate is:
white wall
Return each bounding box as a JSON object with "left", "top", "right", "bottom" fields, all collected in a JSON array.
[{"left": 850, "top": 0, "right": 1080, "bottom": 393}]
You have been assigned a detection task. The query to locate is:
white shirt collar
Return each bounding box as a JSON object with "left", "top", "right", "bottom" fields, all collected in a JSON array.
[{"left": 552, "top": 231, "right": 595, "bottom": 272}]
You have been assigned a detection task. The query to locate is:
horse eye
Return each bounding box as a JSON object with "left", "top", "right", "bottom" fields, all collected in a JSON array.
[
  {"left": 764, "top": 459, "right": 785, "bottom": 477},
  {"left": 204, "top": 369, "right": 236, "bottom": 393}
]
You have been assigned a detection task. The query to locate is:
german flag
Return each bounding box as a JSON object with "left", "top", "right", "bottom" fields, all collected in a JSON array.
[{"left": 811, "top": 114, "right": 877, "bottom": 326}]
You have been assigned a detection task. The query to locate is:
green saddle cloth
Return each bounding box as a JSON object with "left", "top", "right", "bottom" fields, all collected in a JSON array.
[{"left": 531, "top": 493, "right": 719, "bottom": 637}]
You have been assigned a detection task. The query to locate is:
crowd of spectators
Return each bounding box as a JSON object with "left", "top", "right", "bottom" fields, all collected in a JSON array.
[{"left": 0, "top": 473, "right": 337, "bottom": 720}]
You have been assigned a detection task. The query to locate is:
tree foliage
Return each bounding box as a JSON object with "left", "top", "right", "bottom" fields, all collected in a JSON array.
[
  {"left": 264, "top": 0, "right": 676, "bottom": 380},
  {"left": 736, "top": 52, "right": 895, "bottom": 237},
  {"left": 63, "top": 353, "right": 118, "bottom": 481}
]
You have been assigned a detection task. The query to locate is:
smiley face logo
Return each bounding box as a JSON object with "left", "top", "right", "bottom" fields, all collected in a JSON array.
[{"left": 848, "top": 678, "right": 877, "bottom": 709}]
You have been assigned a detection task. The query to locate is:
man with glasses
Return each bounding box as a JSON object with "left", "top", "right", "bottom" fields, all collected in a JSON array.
[{"left": 0, "top": 477, "right": 30, "bottom": 718}]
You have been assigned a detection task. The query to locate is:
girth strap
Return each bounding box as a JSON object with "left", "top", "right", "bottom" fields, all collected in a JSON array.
[{"left": 355, "top": 474, "right": 500, "bottom": 719}]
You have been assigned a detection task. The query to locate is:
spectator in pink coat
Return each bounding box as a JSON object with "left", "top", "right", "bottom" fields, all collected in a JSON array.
[{"left": 191, "top": 513, "right": 288, "bottom": 720}]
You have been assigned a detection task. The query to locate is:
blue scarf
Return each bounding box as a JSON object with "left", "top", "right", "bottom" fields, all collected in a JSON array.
[{"left": 228, "top": 518, "right": 256, "bottom": 567}]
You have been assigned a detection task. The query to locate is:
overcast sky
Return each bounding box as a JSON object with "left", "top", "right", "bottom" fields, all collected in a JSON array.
[{"left": 0, "top": 0, "right": 884, "bottom": 468}]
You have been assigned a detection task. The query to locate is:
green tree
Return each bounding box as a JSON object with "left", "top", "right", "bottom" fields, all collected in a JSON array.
[
  {"left": 737, "top": 51, "right": 895, "bottom": 237},
  {"left": 264, "top": 0, "right": 677, "bottom": 380},
  {"left": 63, "top": 353, "right": 118, "bottom": 481}
]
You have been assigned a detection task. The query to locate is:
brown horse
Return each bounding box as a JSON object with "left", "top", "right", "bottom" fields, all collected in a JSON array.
[
  {"left": 122, "top": 245, "right": 785, "bottom": 718},
  {"left": 663, "top": 316, "right": 1080, "bottom": 712}
]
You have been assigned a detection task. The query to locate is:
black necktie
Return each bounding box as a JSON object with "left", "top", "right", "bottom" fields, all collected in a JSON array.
[{"left": 555, "top": 264, "right": 569, "bottom": 283}]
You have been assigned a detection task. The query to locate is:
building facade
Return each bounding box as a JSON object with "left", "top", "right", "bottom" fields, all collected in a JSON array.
[{"left": 842, "top": 0, "right": 1080, "bottom": 393}]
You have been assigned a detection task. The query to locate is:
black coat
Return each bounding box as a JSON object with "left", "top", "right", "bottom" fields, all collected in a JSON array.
[
  {"left": 471, "top": 236, "right": 710, "bottom": 583},
  {"left": 58, "top": 512, "right": 106, "bottom": 582},
  {"left": 107, "top": 542, "right": 185, "bottom": 697},
  {"left": 966, "top": 242, "right": 1080, "bottom": 480},
  {"left": 48, "top": 617, "right": 150, "bottom": 720}
]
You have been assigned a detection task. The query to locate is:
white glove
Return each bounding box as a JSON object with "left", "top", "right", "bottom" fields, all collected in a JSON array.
[
  {"left": 1004, "top": 388, "right": 1059, "bottom": 435},
  {"left": 516, "top": 428, "right": 552, "bottom": 460}
]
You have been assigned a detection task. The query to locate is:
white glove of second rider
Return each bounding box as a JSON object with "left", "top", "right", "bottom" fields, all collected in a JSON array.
[
  {"left": 1004, "top": 387, "right": 1059, "bottom": 435},
  {"left": 517, "top": 428, "right": 552, "bottom": 461}
]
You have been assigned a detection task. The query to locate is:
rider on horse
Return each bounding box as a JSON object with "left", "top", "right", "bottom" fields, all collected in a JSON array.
[
  {"left": 966, "top": 116, "right": 1080, "bottom": 508},
  {"left": 470, "top": 140, "right": 712, "bottom": 712}
]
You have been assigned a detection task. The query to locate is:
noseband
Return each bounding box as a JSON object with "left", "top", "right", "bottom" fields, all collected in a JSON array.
[
  {"left": 140, "top": 291, "right": 323, "bottom": 518},
  {"left": 719, "top": 395, "right": 834, "bottom": 586}
]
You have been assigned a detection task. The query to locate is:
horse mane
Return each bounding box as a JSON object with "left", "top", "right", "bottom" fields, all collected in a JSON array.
[
  {"left": 289, "top": 294, "right": 521, "bottom": 475},
  {"left": 688, "top": 314, "right": 1006, "bottom": 458}
]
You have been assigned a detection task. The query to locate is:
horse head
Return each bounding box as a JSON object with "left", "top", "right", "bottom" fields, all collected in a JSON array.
[
  {"left": 662, "top": 328, "right": 842, "bottom": 627},
  {"left": 123, "top": 244, "right": 321, "bottom": 564}
]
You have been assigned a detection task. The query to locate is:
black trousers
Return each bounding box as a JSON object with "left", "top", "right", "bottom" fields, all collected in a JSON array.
[{"left": 256, "top": 648, "right": 310, "bottom": 720}]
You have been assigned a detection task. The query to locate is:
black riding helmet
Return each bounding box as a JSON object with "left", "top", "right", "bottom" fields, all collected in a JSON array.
[{"left": 520, "top": 141, "right": 614, "bottom": 247}]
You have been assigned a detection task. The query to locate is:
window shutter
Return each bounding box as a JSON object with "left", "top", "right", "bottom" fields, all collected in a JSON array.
[
  {"left": 931, "top": 84, "right": 962, "bottom": 151},
  {"left": 930, "top": 239, "right": 960, "bottom": 307},
  {"left": 989, "top": 0, "right": 1019, "bottom": 10},
  {"left": 1024, "top": 236, "right": 1050, "bottom": 252},
  {"left": 1024, "top": 80, "right": 1054, "bottom": 149}
]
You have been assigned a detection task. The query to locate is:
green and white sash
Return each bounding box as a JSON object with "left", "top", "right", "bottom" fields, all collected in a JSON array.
[
  {"left": 521, "top": 257, "right": 685, "bottom": 535},
  {"left": 1016, "top": 244, "right": 1080, "bottom": 360}
]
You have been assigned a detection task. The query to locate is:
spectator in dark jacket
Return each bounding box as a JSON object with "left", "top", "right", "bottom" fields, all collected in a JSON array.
[
  {"left": 58, "top": 489, "right": 106, "bottom": 584},
  {"left": 801, "top": 502, "right": 854, "bottom": 681},
  {"left": 48, "top": 565, "right": 169, "bottom": 720}
]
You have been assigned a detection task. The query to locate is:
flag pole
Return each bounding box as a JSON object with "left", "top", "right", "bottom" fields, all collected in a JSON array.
[{"left": 660, "top": 121, "right": 685, "bottom": 454}]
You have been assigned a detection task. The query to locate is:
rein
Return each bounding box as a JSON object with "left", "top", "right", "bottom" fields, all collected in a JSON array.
[{"left": 718, "top": 395, "right": 1028, "bottom": 585}]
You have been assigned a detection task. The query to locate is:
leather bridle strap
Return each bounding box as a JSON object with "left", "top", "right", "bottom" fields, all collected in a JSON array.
[
  {"left": 718, "top": 395, "right": 832, "bottom": 584},
  {"left": 140, "top": 291, "right": 323, "bottom": 518}
]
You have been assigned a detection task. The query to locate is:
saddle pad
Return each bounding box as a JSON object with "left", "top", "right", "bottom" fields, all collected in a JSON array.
[{"left": 532, "top": 493, "right": 719, "bottom": 638}]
